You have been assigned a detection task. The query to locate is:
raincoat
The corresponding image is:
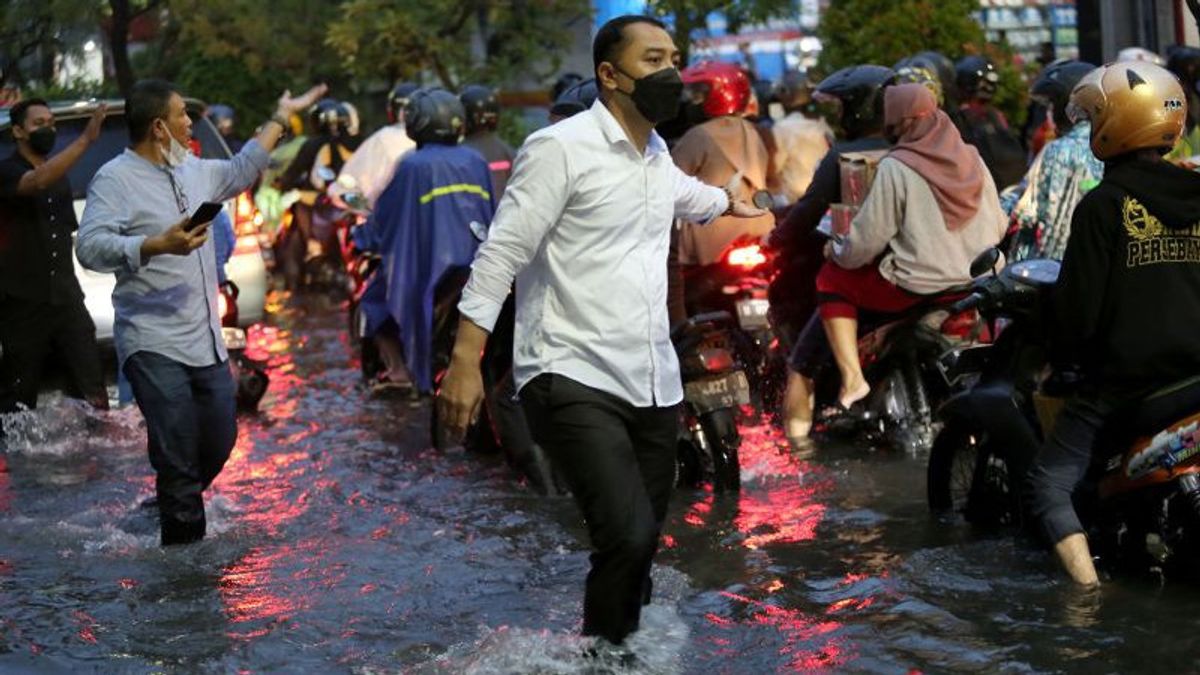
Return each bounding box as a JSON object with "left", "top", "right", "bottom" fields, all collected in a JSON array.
[{"left": 357, "top": 144, "right": 495, "bottom": 392}]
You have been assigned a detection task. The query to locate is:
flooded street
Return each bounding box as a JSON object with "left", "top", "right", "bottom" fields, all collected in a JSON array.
[{"left": 5, "top": 294, "right": 1200, "bottom": 674}]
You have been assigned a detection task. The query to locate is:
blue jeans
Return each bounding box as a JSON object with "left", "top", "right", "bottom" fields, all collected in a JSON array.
[{"left": 123, "top": 351, "right": 237, "bottom": 545}]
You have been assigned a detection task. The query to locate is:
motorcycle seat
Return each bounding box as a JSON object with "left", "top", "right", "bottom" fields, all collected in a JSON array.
[{"left": 1127, "top": 374, "right": 1200, "bottom": 437}]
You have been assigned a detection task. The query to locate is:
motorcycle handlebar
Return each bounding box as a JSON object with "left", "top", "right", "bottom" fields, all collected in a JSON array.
[{"left": 948, "top": 291, "right": 986, "bottom": 315}]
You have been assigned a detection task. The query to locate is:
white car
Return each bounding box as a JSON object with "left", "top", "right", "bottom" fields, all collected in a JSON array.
[{"left": 0, "top": 98, "right": 268, "bottom": 342}]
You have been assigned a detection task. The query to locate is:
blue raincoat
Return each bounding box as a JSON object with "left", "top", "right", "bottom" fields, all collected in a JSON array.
[{"left": 358, "top": 144, "right": 495, "bottom": 392}]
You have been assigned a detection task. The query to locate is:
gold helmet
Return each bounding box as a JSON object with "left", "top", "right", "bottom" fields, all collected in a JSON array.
[{"left": 1067, "top": 60, "right": 1187, "bottom": 160}]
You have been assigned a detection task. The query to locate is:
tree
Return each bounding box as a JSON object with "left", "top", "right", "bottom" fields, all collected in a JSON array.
[
  {"left": 644, "top": 0, "right": 795, "bottom": 66},
  {"left": 106, "top": 0, "right": 166, "bottom": 97},
  {"left": 325, "top": 0, "right": 591, "bottom": 90},
  {"left": 817, "top": 0, "right": 1026, "bottom": 124},
  {"left": 0, "top": 0, "right": 94, "bottom": 89}
]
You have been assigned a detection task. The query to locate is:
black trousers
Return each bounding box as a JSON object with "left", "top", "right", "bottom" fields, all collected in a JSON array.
[
  {"left": 123, "top": 351, "right": 237, "bottom": 545},
  {"left": 0, "top": 296, "right": 107, "bottom": 413},
  {"left": 521, "top": 373, "right": 677, "bottom": 645}
]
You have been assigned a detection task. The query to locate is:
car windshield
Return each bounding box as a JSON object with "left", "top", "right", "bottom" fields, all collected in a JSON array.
[{"left": 0, "top": 109, "right": 229, "bottom": 200}]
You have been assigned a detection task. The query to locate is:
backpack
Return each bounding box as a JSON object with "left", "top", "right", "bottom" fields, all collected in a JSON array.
[{"left": 960, "top": 106, "right": 1027, "bottom": 190}]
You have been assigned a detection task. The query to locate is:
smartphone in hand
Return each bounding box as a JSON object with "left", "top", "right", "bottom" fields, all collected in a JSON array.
[{"left": 185, "top": 201, "right": 223, "bottom": 232}]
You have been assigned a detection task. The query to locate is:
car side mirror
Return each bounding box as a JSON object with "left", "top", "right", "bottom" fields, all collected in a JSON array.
[{"left": 970, "top": 247, "right": 1001, "bottom": 278}]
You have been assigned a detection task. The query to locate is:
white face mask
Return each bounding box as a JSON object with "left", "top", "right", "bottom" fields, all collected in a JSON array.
[{"left": 158, "top": 120, "right": 190, "bottom": 168}]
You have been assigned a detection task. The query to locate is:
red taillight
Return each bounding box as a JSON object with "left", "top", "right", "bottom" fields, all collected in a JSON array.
[
  {"left": 726, "top": 244, "right": 767, "bottom": 270},
  {"left": 699, "top": 348, "right": 734, "bottom": 373}
]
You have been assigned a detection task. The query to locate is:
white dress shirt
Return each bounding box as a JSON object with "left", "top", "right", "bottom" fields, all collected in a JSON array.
[{"left": 458, "top": 99, "right": 728, "bottom": 407}]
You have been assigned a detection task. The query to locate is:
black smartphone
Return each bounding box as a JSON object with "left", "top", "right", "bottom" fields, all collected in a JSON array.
[{"left": 185, "top": 201, "right": 223, "bottom": 232}]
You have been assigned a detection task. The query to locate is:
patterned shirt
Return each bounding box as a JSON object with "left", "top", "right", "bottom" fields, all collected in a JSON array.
[{"left": 1008, "top": 122, "right": 1104, "bottom": 261}]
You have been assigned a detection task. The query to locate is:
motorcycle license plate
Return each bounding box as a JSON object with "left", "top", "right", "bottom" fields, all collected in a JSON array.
[
  {"left": 222, "top": 327, "right": 247, "bottom": 351},
  {"left": 685, "top": 371, "right": 751, "bottom": 414},
  {"left": 736, "top": 298, "right": 770, "bottom": 330}
]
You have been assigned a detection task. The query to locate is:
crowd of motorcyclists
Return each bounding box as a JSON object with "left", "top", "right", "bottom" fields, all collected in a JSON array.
[{"left": 209, "top": 37, "right": 1200, "bottom": 590}]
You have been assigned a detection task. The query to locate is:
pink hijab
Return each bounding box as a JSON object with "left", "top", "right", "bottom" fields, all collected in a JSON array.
[{"left": 884, "top": 83, "right": 984, "bottom": 231}]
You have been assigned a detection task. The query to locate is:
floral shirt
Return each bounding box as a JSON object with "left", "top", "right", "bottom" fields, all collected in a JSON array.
[{"left": 1007, "top": 122, "right": 1104, "bottom": 261}]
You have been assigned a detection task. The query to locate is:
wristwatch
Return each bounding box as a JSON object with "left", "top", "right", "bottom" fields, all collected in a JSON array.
[{"left": 721, "top": 186, "right": 735, "bottom": 216}]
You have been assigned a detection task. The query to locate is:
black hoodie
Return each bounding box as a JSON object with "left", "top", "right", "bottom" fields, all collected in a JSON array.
[{"left": 1053, "top": 158, "right": 1200, "bottom": 391}]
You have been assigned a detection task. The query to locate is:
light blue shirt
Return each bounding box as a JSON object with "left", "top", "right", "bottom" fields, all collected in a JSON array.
[{"left": 76, "top": 141, "right": 269, "bottom": 368}]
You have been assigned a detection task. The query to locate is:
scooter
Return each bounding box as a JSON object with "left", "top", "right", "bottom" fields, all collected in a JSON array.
[
  {"left": 672, "top": 311, "right": 751, "bottom": 492},
  {"left": 809, "top": 286, "right": 983, "bottom": 455},
  {"left": 928, "top": 249, "right": 1200, "bottom": 576},
  {"left": 218, "top": 281, "right": 269, "bottom": 412},
  {"left": 683, "top": 240, "right": 785, "bottom": 412}
]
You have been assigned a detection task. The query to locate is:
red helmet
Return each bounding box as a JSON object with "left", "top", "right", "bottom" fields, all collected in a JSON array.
[{"left": 681, "top": 61, "right": 751, "bottom": 118}]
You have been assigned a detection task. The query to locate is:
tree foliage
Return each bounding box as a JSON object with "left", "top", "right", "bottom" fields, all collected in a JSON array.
[
  {"left": 0, "top": 0, "right": 96, "bottom": 88},
  {"left": 326, "top": 0, "right": 591, "bottom": 90},
  {"left": 817, "top": 0, "right": 1026, "bottom": 124},
  {"left": 645, "top": 0, "right": 796, "bottom": 66}
]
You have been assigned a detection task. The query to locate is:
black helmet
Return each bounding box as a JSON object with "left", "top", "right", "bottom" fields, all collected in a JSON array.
[
  {"left": 404, "top": 88, "right": 466, "bottom": 146},
  {"left": 389, "top": 82, "right": 420, "bottom": 124},
  {"left": 814, "top": 65, "right": 896, "bottom": 139},
  {"left": 956, "top": 55, "right": 1000, "bottom": 101},
  {"left": 552, "top": 73, "right": 585, "bottom": 101},
  {"left": 1030, "top": 59, "right": 1096, "bottom": 128},
  {"left": 460, "top": 84, "right": 500, "bottom": 134},
  {"left": 550, "top": 78, "right": 598, "bottom": 120},
  {"left": 310, "top": 98, "right": 343, "bottom": 135},
  {"left": 776, "top": 70, "right": 815, "bottom": 112}
]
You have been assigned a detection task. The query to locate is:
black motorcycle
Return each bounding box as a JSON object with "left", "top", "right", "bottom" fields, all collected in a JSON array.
[
  {"left": 672, "top": 311, "right": 751, "bottom": 493},
  {"left": 218, "top": 281, "right": 269, "bottom": 412},
  {"left": 925, "top": 249, "right": 1060, "bottom": 526}
]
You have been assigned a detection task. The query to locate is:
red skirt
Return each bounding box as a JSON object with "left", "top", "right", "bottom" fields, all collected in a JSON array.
[{"left": 815, "top": 261, "right": 921, "bottom": 320}]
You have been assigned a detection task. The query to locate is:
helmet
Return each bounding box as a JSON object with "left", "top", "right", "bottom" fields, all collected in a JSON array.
[
  {"left": 1067, "top": 61, "right": 1186, "bottom": 160},
  {"left": 892, "top": 62, "right": 943, "bottom": 105},
  {"left": 389, "top": 82, "right": 420, "bottom": 124},
  {"left": 1166, "top": 46, "right": 1200, "bottom": 90},
  {"left": 956, "top": 55, "right": 1000, "bottom": 101},
  {"left": 1030, "top": 60, "right": 1096, "bottom": 127},
  {"left": 776, "top": 70, "right": 814, "bottom": 112},
  {"left": 814, "top": 65, "right": 896, "bottom": 138},
  {"left": 460, "top": 84, "right": 501, "bottom": 134},
  {"left": 549, "top": 78, "right": 598, "bottom": 120},
  {"left": 340, "top": 101, "right": 359, "bottom": 137},
  {"left": 680, "top": 61, "right": 752, "bottom": 118},
  {"left": 552, "top": 73, "right": 585, "bottom": 101},
  {"left": 1117, "top": 47, "right": 1164, "bottom": 65},
  {"left": 310, "top": 98, "right": 343, "bottom": 135},
  {"left": 905, "top": 52, "right": 958, "bottom": 105},
  {"left": 404, "top": 88, "right": 466, "bottom": 146},
  {"left": 207, "top": 103, "right": 235, "bottom": 134}
]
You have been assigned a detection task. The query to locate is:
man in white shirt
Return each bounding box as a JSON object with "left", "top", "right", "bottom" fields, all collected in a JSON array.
[
  {"left": 438, "top": 15, "right": 766, "bottom": 647},
  {"left": 328, "top": 83, "right": 418, "bottom": 209}
]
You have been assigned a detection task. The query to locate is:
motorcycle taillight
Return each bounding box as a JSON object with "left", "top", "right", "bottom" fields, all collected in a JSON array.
[
  {"left": 698, "top": 347, "right": 734, "bottom": 373},
  {"left": 725, "top": 244, "right": 767, "bottom": 270}
]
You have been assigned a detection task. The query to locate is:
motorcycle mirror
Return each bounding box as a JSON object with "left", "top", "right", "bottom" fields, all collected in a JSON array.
[
  {"left": 315, "top": 165, "right": 337, "bottom": 183},
  {"left": 970, "top": 248, "right": 1001, "bottom": 278},
  {"left": 344, "top": 192, "right": 367, "bottom": 211},
  {"left": 468, "top": 220, "right": 489, "bottom": 242}
]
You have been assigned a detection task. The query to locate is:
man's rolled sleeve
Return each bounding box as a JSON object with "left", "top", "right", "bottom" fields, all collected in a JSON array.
[
  {"left": 671, "top": 164, "right": 727, "bottom": 225},
  {"left": 459, "top": 134, "right": 570, "bottom": 332},
  {"left": 77, "top": 171, "right": 144, "bottom": 273}
]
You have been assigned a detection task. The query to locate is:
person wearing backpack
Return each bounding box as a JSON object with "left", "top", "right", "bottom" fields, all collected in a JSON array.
[{"left": 956, "top": 56, "right": 1027, "bottom": 190}]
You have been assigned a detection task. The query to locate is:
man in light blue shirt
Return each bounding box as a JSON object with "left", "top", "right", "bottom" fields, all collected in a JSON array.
[{"left": 77, "top": 79, "right": 326, "bottom": 545}]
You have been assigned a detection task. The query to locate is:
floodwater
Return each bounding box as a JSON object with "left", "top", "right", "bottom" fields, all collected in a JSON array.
[{"left": 4, "top": 293, "right": 1200, "bottom": 674}]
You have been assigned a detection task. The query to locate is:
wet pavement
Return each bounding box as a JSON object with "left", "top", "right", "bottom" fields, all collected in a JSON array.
[{"left": 4, "top": 292, "right": 1200, "bottom": 674}]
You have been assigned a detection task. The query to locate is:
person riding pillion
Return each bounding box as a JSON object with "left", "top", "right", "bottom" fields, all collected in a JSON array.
[{"left": 354, "top": 88, "right": 495, "bottom": 394}]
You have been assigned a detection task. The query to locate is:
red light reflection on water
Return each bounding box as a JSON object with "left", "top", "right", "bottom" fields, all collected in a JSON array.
[
  {"left": 713, "top": 591, "right": 850, "bottom": 671},
  {"left": 0, "top": 454, "right": 10, "bottom": 513},
  {"left": 219, "top": 545, "right": 308, "bottom": 639},
  {"left": 683, "top": 415, "right": 832, "bottom": 550}
]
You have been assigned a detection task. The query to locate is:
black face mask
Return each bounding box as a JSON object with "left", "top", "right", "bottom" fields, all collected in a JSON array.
[
  {"left": 613, "top": 65, "right": 684, "bottom": 124},
  {"left": 27, "top": 127, "right": 56, "bottom": 156}
]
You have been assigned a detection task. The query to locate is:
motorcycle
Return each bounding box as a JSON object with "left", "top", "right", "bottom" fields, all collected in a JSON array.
[
  {"left": 337, "top": 192, "right": 385, "bottom": 383},
  {"left": 672, "top": 311, "right": 751, "bottom": 493},
  {"left": 810, "top": 280, "right": 984, "bottom": 455},
  {"left": 274, "top": 167, "right": 352, "bottom": 294},
  {"left": 683, "top": 240, "right": 785, "bottom": 411},
  {"left": 218, "top": 281, "right": 270, "bottom": 412},
  {"left": 928, "top": 249, "right": 1200, "bottom": 576}
]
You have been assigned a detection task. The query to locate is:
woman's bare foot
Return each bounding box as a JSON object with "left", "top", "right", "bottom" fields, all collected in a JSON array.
[{"left": 838, "top": 379, "right": 870, "bottom": 410}]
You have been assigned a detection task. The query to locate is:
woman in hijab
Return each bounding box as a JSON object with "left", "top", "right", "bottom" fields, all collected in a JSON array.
[{"left": 818, "top": 83, "right": 1007, "bottom": 411}]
